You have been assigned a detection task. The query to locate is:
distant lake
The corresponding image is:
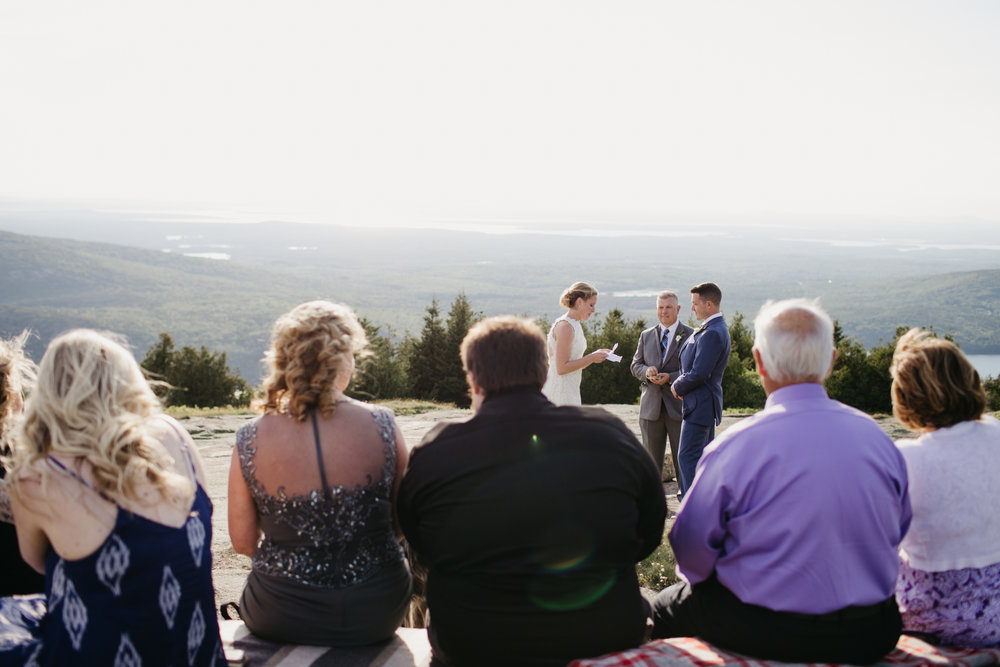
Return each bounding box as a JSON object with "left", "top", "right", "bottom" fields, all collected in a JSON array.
[{"left": 967, "top": 355, "right": 1000, "bottom": 379}]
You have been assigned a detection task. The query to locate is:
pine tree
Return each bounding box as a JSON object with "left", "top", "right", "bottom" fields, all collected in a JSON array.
[
  {"left": 580, "top": 308, "right": 646, "bottom": 404},
  {"left": 439, "top": 293, "right": 481, "bottom": 407},
  {"left": 140, "top": 334, "right": 250, "bottom": 407},
  {"left": 407, "top": 299, "right": 448, "bottom": 401},
  {"left": 350, "top": 318, "right": 407, "bottom": 401}
]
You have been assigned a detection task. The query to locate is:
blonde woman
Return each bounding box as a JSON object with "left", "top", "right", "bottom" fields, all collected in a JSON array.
[
  {"left": 0, "top": 333, "right": 44, "bottom": 596},
  {"left": 228, "top": 301, "right": 412, "bottom": 646},
  {"left": 541, "top": 282, "right": 611, "bottom": 406},
  {"left": 891, "top": 329, "right": 1000, "bottom": 647},
  {"left": 3, "top": 330, "right": 223, "bottom": 665}
]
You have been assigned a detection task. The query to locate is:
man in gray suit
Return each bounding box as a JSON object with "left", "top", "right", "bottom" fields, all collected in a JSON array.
[{"left": 631, "top": 290, "right": 695, "bottom": 486}]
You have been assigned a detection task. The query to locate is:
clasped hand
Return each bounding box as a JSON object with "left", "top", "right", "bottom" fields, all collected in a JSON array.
[{"left": 645, "top": 367, "right": 669, "bottom": 385}]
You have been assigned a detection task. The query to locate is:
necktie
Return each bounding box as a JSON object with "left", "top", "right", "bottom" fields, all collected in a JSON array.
[{"left": 661, "top": 329, "right": 670, "bottom": 364}]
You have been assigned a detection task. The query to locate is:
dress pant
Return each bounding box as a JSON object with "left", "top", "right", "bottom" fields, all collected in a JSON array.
[
  {"left": 639, "top": 411, "right": 681, "bottom": 481},
  {"left": 677, "top": 421, "right": 714, "bottom": 494},
  {"left": 652, "top": 575, "right": 901, "bottom": 665}
]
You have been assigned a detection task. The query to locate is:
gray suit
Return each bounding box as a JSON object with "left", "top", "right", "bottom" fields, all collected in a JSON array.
[{"left": 630, "top": 322, "right": 695, "bottom": 479}]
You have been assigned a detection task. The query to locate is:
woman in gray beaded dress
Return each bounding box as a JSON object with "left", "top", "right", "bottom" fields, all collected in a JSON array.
[{"left": 227, "top": 301, "right": 412, "bottom": 645}]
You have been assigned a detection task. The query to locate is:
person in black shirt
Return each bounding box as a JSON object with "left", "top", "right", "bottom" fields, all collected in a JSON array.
[{"left": 398, "top": 316, "right": 666, "bottom": 667}]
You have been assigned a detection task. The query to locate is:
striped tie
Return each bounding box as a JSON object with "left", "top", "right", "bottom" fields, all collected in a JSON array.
[{"left": 661, "top": 329, "right": 670, "bottom": 363}]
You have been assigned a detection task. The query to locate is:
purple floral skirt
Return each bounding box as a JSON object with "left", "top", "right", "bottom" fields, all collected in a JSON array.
[{"left": 897, "top": 559, "right": 1000, "bottom": 648}]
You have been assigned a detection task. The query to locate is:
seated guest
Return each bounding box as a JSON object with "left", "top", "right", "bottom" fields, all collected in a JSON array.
[
  {"left": 652, "top": 299, "right": 911, "bottom": 665},
  {"left": 3, "top": 330, "right": 223, "bottom": 665},
  {"left": 891, "top": 329, "right": 1000, "bottom": 647},
  {"left": 0, "top": 333, "right": 45, "bottom": 596},
  {"left": 228, "top": 300, "right": 412, "bottom": 645},
  {"left": 399, "top": 316, "right": 666, "bottom": 667}
]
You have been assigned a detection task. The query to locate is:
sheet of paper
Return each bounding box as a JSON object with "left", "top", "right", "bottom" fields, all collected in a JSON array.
[{"left": 606, "top": 342, "right": 622, "bottom": 363}]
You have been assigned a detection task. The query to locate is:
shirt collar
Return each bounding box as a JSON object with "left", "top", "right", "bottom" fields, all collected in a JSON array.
[
  {"left": 764, "top": 382, "right": 829, "bottom": 409},
  {"left": 702, "top": 312, "right": 723, "bottom": 325}
]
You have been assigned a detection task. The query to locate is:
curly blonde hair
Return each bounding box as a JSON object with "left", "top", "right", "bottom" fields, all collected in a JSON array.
[
  {"left": 891, "top": 328, "right": 986, "bottom": 431},
  {"left": 0, "top": 331, "right": 35, "bottom": 457},
  {"left": 258, "top": 301, "right": 369, "bottom": 421},
  {"left": 8, "top": 330, "right": 191, "bottom": 507}
]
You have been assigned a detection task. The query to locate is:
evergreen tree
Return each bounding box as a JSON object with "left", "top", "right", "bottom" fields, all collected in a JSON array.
[
  {"left": 407, "top": 299, "right": 449, "bottom": 401},
  {"left": 721, "top": 312, "right": 765, "bottom": 410},
  {"left": 825, "top": 326, "right": 905, "bottom": 415},
  {"left": 349, "top": 318, "right": 408, "bottom": 401},
  {"left": 141, "top": 334, "right": 250, "bottom": 407},
  {"left": 438, "top": 293, "right": 481, "bottom": 407},
  {"left": 983, "top": 375, "right": 1000, "bottom": 412},
  {"left": 142, "top": 333, "right": 175, "bottom": 400},
  {"left": 580, "top": 308, "right": 646, "bottom": 404}
]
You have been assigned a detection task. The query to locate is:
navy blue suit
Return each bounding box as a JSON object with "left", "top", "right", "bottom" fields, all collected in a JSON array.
[{"left": 672, "top": 315, "right": 731, "bottom": 494}]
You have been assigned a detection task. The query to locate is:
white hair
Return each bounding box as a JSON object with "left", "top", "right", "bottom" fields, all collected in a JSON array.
[
  {"left": 657, "top": 290, "right": 679, "bottom": 302},
  {"left": 753, "top": 299, "right": 834, "bottom": 385}
]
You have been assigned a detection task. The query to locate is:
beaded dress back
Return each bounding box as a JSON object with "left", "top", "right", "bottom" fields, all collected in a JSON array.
[{"left": 236, "top": 407, "right": 405, "bottom": 588}]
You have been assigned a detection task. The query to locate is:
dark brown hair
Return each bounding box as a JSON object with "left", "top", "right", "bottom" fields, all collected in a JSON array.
[
  {"left": 891, "top": 328, "right": 986, "bottom": 431},
  {"left": 690, "top": 282, "right": 722, "bottom": 306},
  {"left": 460, "top": 316, "right": 548, "bottom": 396}
]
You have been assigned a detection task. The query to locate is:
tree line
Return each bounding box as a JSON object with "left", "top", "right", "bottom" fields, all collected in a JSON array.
[{"left": 142, "top": 293, "right": 1000, "bottom": 415}]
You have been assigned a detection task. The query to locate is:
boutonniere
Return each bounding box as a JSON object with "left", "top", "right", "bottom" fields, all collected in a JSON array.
[
  {"left": 675, "top": 333, "right": 683, "bottom": 344},
  {"left": 696, "top": 323, "right": 707, "bottom": 333}
]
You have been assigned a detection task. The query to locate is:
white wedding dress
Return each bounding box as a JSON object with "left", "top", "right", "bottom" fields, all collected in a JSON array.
[{"left": 542, "top": 315, "right": 586, "bottom": 406}]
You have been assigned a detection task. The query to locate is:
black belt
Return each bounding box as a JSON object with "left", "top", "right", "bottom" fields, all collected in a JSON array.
[{"left": 787, "top": 596, "right": 897, "bottom": 622}]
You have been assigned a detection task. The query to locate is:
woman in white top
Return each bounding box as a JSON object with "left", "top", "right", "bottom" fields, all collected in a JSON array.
[
  {"left": 890, "top": 328, "right": 1000, "bottom": 648},
  {"left": 541, "top": 282, "right": 612, "bottom": 406}
]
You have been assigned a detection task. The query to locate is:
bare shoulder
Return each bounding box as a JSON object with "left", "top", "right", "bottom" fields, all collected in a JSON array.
[
  {"left": 10, "top": 460, "right": 46, "bottom": 500},
  {"left": 147, "top": 414, "right": 192, "bottom": 444},
  {"left": 337, "top": 397, "right": 393, "bottom": 421},
  {"left": 552, "top": 319, "right": 573, "bottom": 337}
]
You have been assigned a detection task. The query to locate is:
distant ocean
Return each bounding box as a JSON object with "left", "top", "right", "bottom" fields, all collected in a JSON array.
[{"left": 967, "top": 354, "right": 1000, "bottom": 379}]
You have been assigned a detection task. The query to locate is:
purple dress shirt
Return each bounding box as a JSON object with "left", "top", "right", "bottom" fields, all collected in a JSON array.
[{"left": 670, "top": 382, "right": 911, "bottom": 614}]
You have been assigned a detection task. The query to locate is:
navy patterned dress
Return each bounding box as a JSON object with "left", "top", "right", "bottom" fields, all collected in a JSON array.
[{"left": 0, "top": 446, "right": 224, "bottom": 666}]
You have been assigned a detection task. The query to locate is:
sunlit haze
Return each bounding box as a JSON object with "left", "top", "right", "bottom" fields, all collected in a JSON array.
[{"left": 2, "top": 1, "right": 998, "bottom": 229}]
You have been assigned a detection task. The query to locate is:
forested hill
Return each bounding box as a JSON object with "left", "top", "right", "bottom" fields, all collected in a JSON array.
[
  {"left": 0, "top": 230, "right": 338, "bottom": 380},
  {"left": 2, "top": 228, "right": 999, "bottom": 383}
]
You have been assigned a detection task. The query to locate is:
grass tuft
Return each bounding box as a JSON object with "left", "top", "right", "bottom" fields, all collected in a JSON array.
[
  {"left": 374, "top": 399, "right": 461, "bottom": 416},
  {"left": 636, "top": 525, "right": 679, "bottom": 592}
]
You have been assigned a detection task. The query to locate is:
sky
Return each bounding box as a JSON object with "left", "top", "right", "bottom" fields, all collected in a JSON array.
[{"left": 1, "top": 1, "right": 998, "bottom": 228}]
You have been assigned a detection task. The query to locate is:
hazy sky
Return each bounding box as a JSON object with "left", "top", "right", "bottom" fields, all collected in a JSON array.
[{"left": 2, "top": 1, "right": 998, "bottom": 227}]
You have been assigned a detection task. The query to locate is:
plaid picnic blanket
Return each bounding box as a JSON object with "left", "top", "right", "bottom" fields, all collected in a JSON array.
[
  {"left": 220, "top": 620, "right": 432, "bottom": 667},
  {"left": 569, "top": 634, "right": 1000, "bottom": 667}
]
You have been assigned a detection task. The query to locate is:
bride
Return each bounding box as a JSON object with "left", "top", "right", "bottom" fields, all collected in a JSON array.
[{"left": 542, "top": 282, "right": 611, "bottom": 406}]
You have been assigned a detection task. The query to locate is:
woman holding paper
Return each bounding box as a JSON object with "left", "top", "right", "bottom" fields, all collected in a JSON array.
[{"left": 541, "top": 282, "right": 612, "bottom": 406}]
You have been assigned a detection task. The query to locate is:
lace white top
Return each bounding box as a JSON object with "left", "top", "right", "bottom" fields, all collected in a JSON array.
[
  {"left": 542, "top": 314, "right": 586, "bottom": 406},
  {"left": 896, "top": 415, "right": 1000, "bottom": 571}
]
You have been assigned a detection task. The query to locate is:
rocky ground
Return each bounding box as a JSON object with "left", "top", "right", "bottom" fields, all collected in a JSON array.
[{"left": 189, "top": 406, "right": 914, "bottom": 615}]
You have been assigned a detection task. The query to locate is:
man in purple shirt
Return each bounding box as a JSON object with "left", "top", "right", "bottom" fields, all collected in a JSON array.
[{"left": 652, "top": 298, "right": 911, "bottom": 664}]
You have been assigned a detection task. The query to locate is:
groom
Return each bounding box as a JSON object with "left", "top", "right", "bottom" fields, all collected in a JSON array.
[
  {"left": 630, "top": 290, "right": 694, "bottom": 486},
  {"left": 671, "top": 282, "right": 731, "bottom": 496}
]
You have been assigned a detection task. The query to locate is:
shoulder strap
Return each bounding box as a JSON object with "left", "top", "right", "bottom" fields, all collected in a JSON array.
[
  {"left": 46, "top": 456, "right": 116, "bottom": 504},
  {"left": 162, "top": 415, "right": 198, "bottom": 481},
  {"left": 311, "top": 410, "right": 333, "bottom": 501}
]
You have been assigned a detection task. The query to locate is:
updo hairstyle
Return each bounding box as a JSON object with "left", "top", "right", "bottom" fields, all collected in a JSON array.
[
  {"left": 891, "top": 328, "right": 986, "bottom": 431},
  {"left": 259, "top": 301, "right": 368, "bottom": 421},
  {"left": 559, "top": 282, "right": 598, "bottom": 309},
  {"left": 11, "top": 329, "right": 188, "bottom": 506}
]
